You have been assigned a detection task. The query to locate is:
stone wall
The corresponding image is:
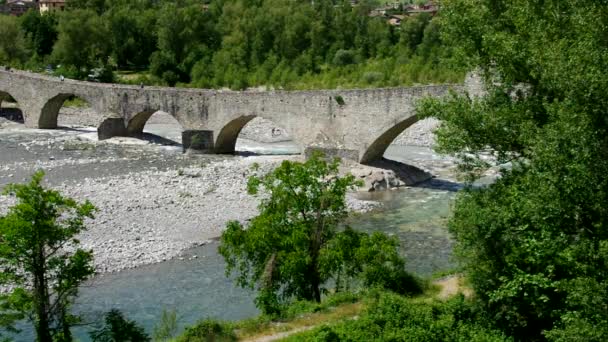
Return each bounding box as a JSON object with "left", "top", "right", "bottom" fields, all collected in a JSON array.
[{"left": 0, "top": 69, "right": 467, "bottom": 162}]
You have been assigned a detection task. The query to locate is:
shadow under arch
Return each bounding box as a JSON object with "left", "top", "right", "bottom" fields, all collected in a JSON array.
[
  {"left": 39, "top": 93, "right": 93, "bottom": 129},
  {"left": 127, "top": 110, "right": 183, "bottom": 146},
  {"left": 0, "top": 90, "right": 24, "bottom": 123},
  {"left": 360, "top": 116, "right": 419, "bottom": 164}
]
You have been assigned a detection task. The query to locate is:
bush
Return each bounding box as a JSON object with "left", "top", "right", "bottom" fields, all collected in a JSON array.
[
  {"left": 285, "top": 293, "right": 510, "bottom": 342},
  {"left": 332, "top": 50, "right": 356, "bottom": 67},
  {"left": 361, "top": 71, "right": 383, "bottom": 85},
  {"left": 176, "top": 319, "right": 236, "bottom": 342},
  {"left": 89, "top": 309, "right": 150, "bottom": 342}
]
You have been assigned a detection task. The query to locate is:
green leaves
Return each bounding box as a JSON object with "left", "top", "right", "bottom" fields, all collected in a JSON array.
[
  {"left": 0, "top": 170, "right": 97, "bottom": 340},
  {"left": 220, "top": 154, "right": 418, "bottom": 314},
  {"left": 424, "top": 1, "right": 608, "bottom": 339}
]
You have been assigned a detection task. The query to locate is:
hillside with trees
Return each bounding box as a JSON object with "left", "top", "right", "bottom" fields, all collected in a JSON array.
[{"left": 0, "top": 0, "right": 461, "bottom": 89}]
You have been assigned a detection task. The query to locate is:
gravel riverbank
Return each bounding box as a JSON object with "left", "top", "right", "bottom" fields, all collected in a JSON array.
[{"left": 0, "top": 121, "right": 378, "bottom": 274}]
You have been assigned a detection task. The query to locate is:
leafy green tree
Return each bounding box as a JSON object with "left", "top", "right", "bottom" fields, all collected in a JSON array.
[
  {"left": 0, "top": 171, "right": 96, "bottom": 342},
  {"left": 150, "top": 2, "right": 216, "bottom": 85},
  {"left": 105, "top": 7, "right": 157, "bottom": 68},
  {"left": 66, "top": 0, "right": 106, "bottom": 14},
  {"left": 418, "top": 0, "right": 608, "bottom": 339},
  {"left": 89, "top": 309, "right": 150, "bottom": 342},
  {"left": 219, "top": 155, "right": 418, "bottom": 314},
  {"left": 20, "top": 10, "right": 58, "bottom": 58},
  {"left": 51, "top": 9, "right": 111, "bottom": 78},
  {"left": 0, "top": 15, "right": 29, "bottom": 66}
]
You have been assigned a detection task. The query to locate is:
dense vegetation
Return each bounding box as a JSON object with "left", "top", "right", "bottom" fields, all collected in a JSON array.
[
  {"left": 0, "top": 171, "right": 96, "bottom": 342},
  {"left": 0, "top": 0, "right": 461, "bottom": 89},
  {"left": 417, "top": 0, "right": 608, "bottom": 340},
  {"left": 220, "top": 155, "right": 421, "bottom": 315}
]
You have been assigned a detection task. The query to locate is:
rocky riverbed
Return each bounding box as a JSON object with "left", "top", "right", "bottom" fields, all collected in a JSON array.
[
  {"left": 0, "top": 113, "right": 380, "bottom": 274},
  {"left": 0, "top": 102, "right": 463, "bottom": 276}
]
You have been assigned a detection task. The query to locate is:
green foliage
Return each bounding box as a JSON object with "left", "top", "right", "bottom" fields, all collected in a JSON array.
[
  {"left": 152, "top": 309, "right": 179, "bottom": 341},
  {"left": 219, "top": 154, "right": 359, "bottom": 313},
  {"left": 51, "top": 9, "right": 112, "bottom": 78},
  {"left": 0, "top": 0, "right": 462, "bottom": 88},
  {"left": 417, "top": 0, "right": 608, "bottom": 340},
  {"left": 284, "top": 292, "right": 510, "bottom": 342},
  {"left": 90, "top": 309, "right": 150, "bottom": 342},
  {"left": 0, "top": 15, "right": 29, "bottom": 66},
  {"left": 20, "top": 10, "right": 58, "bottom": 57},
  {"left": 219, "top": 154, "right": 419, "bottom": 315},
  {"left": 0, "top": 170, "right": 96, "bottom": 341},
  {"left": 175, "top": 319, "right": 236, "bottom": 342}
]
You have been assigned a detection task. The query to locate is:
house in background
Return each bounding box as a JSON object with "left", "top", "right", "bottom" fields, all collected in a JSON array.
[
  {"left": 39, "top": 0, "right": 66, "bottom": 13},
  {"left": 2, "top": 0, "right": 38, "bottom": 16}
]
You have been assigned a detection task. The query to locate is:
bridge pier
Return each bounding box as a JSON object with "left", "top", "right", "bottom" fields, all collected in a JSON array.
[
  {"left": 97, "top": 117, "right": 129, "bottom": 140},
  {"left": 182, "top": 130, "right": 214, "bottom": 154}
]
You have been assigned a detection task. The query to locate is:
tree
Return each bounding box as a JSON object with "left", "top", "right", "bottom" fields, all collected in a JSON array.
[
  {"left": 20, "top": 10, "right": 58, "bottom": 58},
  {"left": 418, "top": 0, "right": 608, "bottom": 340},
  {"left": 219, "top": 154, "right": 418, "bottom": 314},
  {"left": 51, "top": 9, "right": 111, "bottom": 78},
  {"left": 0, "top": 171, "right": 96, "bottom": 342},
  {"left": 89, "top": 309, "right": 150, "bottom": 342},
  {"left": 0, "top": 15, "right": 29, "bottom": 66}
]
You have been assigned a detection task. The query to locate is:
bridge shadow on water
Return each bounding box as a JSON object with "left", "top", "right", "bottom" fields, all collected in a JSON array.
[
  {"left": 370, "top": 157, "right": 463, "bottom": 193},
  {"left": 414, "top": 177, "right": 464, "bottom": 192},
  {"left": 140, "top": 132, "right": 181, "bottom": 146}
]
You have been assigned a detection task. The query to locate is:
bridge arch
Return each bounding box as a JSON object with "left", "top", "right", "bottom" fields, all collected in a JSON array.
[
  {"left": 39, "top": 93, "right": 96, "bottom": 129},
  {"left": 214, "top": 115, "right": 297, "bottom": 154},
  {"left": 360, "top": 115, "right": 419, "bottom": 164},
  {"left": 127, "top": 110, "right": 157, "bottom": 135},
  {"left": 0, "top": 90, "right": 24, "bottom": 123},
  {"left": 127, "top": 110, "right": 184, "bottom": 145},
  {"left": 215, "top": 115, "right": 257, "bottom": 153}
]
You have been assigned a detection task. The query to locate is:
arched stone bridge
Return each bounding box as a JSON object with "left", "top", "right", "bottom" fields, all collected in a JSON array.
[{"left": 0, "top": 69, "right": 463, "bottom": 163}]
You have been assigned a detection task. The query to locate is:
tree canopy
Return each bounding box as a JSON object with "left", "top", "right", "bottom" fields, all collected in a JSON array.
[
  {"left": 0, "top": 0, "right": 460, "bottom": 89},
  {"left": 418, "top": 0, "right": 608, "bottom": 340},
  {"left": 219, "top": 155, "right": 420, "bottom": 314},
  {"left": 0, "top": 171, "right": 96, "bottom": 342}
]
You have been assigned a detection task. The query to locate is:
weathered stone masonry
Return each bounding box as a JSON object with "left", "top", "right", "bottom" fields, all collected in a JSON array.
[{"left": 0, "top": 69, "right": 463, "bottom": 163}]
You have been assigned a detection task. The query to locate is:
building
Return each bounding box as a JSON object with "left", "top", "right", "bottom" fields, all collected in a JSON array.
[
  {"left": 2, "top": 0, "right": 38, "bottom": 16},
  {"left": 39, "top": 0, "right": 66, "bottom": 13}
]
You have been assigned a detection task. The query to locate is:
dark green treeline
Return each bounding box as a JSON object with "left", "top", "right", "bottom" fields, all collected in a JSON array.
[{"left": 0, "top": 0, "right": 462, "bottom": 89}]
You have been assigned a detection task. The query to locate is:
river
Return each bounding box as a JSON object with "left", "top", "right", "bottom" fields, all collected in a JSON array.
[
  {"left": 1, "top": 119, "right": 460, "bottom": 341},
  {"left": 67, "top": 145, "right": 459, "bottom": 340}
]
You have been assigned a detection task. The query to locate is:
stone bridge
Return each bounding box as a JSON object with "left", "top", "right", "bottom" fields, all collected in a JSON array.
[{"left": 0, "top": 69, "right": 466, "bottom": 163}]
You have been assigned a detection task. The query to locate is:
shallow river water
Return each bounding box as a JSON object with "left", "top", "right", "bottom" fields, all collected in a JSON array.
[
  {"left": 67, "top": 146, "right": 459, "bottom": 340},
  {"left": 1, "top": 122, "right": 460, "bottom": 341}
]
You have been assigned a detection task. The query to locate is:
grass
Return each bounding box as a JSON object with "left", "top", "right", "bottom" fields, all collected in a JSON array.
[
  {"left": 235, "top": 301, "right": 364, "bottom": 341},
  {"left": 169, "top": 279, "right": 474, "bottom": 342},
  {"left": 62, "top": 96, "right": 89, "bottom": 108}
]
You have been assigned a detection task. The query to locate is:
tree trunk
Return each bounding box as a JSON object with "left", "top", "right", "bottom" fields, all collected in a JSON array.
[{"left": 34, "top": 245, "right": 52, "bottom": 342}]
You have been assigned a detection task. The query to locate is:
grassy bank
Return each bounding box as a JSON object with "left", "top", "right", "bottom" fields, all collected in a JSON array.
[{"left": 168, "top": 275, "right": 493, "bottom": 342}]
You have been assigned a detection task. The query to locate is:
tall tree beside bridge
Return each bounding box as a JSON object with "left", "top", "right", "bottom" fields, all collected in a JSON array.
[{"left": 418, "top": 0, "right": 608, "bottom": 339}]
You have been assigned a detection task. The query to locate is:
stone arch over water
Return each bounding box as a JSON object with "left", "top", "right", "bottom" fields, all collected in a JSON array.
[
  {"left": 360, "top": 115, "right": 419, "bottom": 164},
  {"left": 127, "top": 110, "right": 184, "bottom": 145}
]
